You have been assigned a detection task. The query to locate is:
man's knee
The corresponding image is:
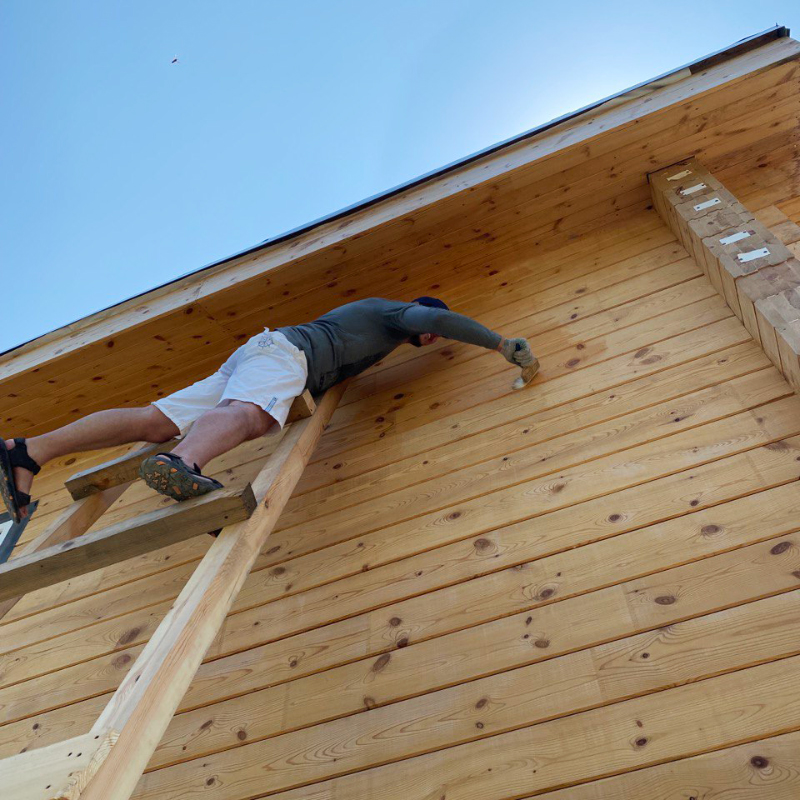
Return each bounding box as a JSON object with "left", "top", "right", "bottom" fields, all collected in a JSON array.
[
  {"left": 228, "top": 400, "right": 273, "bottom": 437},
  {"left": 143, "top": 405, "right": 180, "bottom": 442}
]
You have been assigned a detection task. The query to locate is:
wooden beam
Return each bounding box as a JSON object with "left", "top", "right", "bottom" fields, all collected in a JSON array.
[
  {"left": 650, "top": 157, "right": 800, "bottom": 394},
  {"left": 0, "top": 486, "right": 256, "bottom": 603},
  {"left": 64, "top": 390, "right": 316, "bottom": 500},
  {"left": 1, "top": 730, "right": 117, "bottom": 800},
  {"left": 64, "top": 383, "right": 344, "bottom": 800},
  {"left": 0, "top": 443, "right": 144, "bottom": 622}
]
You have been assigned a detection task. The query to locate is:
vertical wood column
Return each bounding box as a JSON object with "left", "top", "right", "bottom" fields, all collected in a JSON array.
[{"left": 650, "top": 158, "right": 800, "bottom": 393}]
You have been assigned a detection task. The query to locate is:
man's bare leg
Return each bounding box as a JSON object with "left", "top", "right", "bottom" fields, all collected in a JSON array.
[
  {"left": 5, "top": 405, "right": 179, "bottom": 516},
  {"left": 171, "top": 400, "right": 274, "bottom": 471}
]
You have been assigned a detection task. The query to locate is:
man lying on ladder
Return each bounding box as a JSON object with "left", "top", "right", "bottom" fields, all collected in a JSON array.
[{"left": 0, "top": 297, "right": 537, "bottom": 522}]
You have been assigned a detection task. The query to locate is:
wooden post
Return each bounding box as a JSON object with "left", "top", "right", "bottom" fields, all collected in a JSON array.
[
  {"left": 67, "top": 383, "right": 344, "bottom": 800},
  {"left": 650, "top": 158, "right": 800, "bottom": 394}
]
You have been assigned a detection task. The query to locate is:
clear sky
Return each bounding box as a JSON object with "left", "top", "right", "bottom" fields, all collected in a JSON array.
[{"left": 1, "top": 1, "right": 796, "bottom": 352}]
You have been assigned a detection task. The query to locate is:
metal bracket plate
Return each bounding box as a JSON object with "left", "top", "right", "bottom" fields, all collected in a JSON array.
[
  {"left": 694, "top": 197, "right": 721, "bottom": 211},
  {"left": 737, "top": 248, "right": 770, "bottom": 263},
  {"left": 667, "top": 169, "right": 692, "bottom": 182},
  {"left": 679, "top": 183, "right": 707, "bottom": 196},
  {"left": 719, "top": 230, "right": 754, "bottom": 246}
]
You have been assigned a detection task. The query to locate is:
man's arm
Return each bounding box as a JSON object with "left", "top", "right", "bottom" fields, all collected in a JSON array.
[
  {"left": 393, "top": 305, "right": 535, "bottom": 366},
  {"left": 394, "top": 305, "right": 503, "bottom": 349}
]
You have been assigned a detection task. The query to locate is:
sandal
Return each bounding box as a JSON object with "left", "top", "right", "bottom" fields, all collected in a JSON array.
[
  {"left": 138, "top": 452, "right": 224, "bottom": 502},
  {"left": 0, "top": 438, "right": 42, "bottom": 524}
]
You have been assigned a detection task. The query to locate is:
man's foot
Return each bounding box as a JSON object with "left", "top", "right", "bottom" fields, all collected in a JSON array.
[
  {"left": 139, "top": 452, "right": 224, "bottom": 502},
  {"left": 1, "top": 439, "right": 43, "bottom": 521}
]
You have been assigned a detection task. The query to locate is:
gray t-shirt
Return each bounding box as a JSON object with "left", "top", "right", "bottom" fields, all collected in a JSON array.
[{"left": 278, "top": 297, "right": 502, "bottom": 394}]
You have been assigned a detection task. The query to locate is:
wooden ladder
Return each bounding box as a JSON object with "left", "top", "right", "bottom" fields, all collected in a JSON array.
[{"left": 0, "top": 387, "right": 342, "bottom": 800}]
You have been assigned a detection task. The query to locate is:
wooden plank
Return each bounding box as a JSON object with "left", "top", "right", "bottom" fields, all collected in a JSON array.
[
  {"left": 248, "top": 654, "right": 800, "bottom": 800},
  {"left": 135, "top": 583, "right": 800, "bottom": 793},
  {"left": 65, "top": 385, "right": 344, "bottom": 800},
  {"left": 0, "top": 487, "right": 256, "bottom": 604},
  {"left": 65, "top": 391, "right": 315, "bottom": 500},
  {"left": 0, "top": 443, "right": 146, "bottom": 623},
  {"left": 0, "top": 487, "right": 130, "bottom": 623},
  {"left": 0, "top": 730, "right": 117, "bottom": 800},
  {"left": 537, "top": 730, "right": 800, "bottom": 799},
  {"left": 144, "top": 507, "right": 800, "bottom": 773}
]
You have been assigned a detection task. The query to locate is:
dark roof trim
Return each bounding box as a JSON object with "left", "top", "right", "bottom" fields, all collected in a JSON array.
[{"left": 2, "top": 25, "right": 789, "bottom": 359}]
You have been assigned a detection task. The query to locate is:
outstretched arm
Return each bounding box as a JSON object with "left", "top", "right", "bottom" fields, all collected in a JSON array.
[
  {"left": 394, "top": 305, "right": 502, "bottom": 349},
  {"left": 393, "top": 305, "right": 535, "bottom": 366}
]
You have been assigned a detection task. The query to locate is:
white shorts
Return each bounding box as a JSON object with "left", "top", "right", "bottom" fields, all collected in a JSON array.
[{"left": 153, "top": 329, "right": 308, "bottom": 434}]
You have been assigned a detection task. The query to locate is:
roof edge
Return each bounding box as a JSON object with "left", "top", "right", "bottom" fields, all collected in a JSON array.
[{"left": 2, "top": 24, "right": 791, "bottom": 360}]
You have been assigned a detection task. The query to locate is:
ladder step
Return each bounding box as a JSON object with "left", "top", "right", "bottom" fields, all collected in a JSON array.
[
  {"left": 0, "top": 485, "right": 256, "bottom": 602},
  {"left": 65, "top": 390, "right": 316, "bottom": 500}
]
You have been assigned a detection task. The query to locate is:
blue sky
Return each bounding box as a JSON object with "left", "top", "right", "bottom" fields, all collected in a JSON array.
[{"left": 1, "top": 1, "right": 796, "bottom": 352}]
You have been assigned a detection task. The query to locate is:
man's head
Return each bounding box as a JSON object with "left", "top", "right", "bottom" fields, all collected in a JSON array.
[{"left": 410, "top": 296, "right": 449, "bottom": 347}]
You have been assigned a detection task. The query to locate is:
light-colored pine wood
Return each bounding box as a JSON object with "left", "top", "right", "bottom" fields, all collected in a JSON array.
[
  {"left": 252, "top": 654, "right": 800, "bottom": 800},
  {"left": 0, "top": 486, "right": 256, "bottom": 604},
  {"left": 651, "top": 156, "right": 800, "bottom": 397},
  {"left": 537, "top": 730, "right": 800, "bottom": 799},
  {"left": 1, "top": 730, "right": 117, "bottom": 800},
  {"left": 65, "top": 385, "right": 344, "bottom": 800}
]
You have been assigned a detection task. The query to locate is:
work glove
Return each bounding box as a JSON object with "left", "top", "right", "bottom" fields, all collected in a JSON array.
[{"left": 499, "top": 337, "right": 535, "bottom": 367}]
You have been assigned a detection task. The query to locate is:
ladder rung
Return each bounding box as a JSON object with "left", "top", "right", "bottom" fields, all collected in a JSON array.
[
  {"left": 65, "top": 390, "right": 316, "bottom": 500},
  {"left": 0, "top": 485, "right": 256, "bottom": 602}
]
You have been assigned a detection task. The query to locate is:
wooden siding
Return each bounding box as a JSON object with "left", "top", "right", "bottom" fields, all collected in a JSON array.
[{"left": 2, "top": 158, "right": 800, "bottom": 796}]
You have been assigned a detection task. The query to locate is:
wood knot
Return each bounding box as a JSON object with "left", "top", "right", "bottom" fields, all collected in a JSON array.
[
  {"left": 701, "top": 524, "right": 721, "bottom": 536},
  {"left": 473, "top": 538, "right": 492, "bottom": 551},
  {"left": 770, "top": 541, "right": 792, "bottom": 555},
  {"left": 372, "top": 653, "right": 391, "bottom": 673},
  {"left": 538, "top": 587, "right": 555, "bottom": 600},
  {"left": 566, "top": 358, "right": 580, "bottom": 368},
  {"left": 635, "top": 737, "right": 648, "bottom": 748},
  {"left": 447, "top": 511, "right": 462, "bottom": 521},
  {"left": 200, "top": 719, "right": 214, "bottom": 731},
  {"left": 751, "top": 756, "right": 769, "bottom": 769},
  {"left": 534, "top": 639, "right": 550, "bottom": 649},
  {"left": 765, "top": 440, "right": 789, "bottom": 451},
  {"left": 475, "top": 698, "right": 488, "bottom": 709},
  {"left": 655, "top": 595, "right": 676, "bottom": 605},
  {"left": 236, "top": 729, "right": 247, "bottom": 741},
  {"left": 635, "top": 347, "right": 651, "bottom": 358},
  {"left": 116, "top": 627, "right": 141, "bottom": 647},
  {"left": 389, "top": 616, "right": 402, "bottom": 627},
  {"left": 397, "top": 636, "right": 409, "bottom": 648},
  {"left": 363, "top": 696, "right": 376, "bottom": 709},
  {"left": 112, "top": 653, "right": 132, "bottom": 669},
  {"left": 608, "top": 513, "right": 622, "bottom": 523},
  {"left": 271, "top": 566, "right": 286, "bottom": 576}
]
